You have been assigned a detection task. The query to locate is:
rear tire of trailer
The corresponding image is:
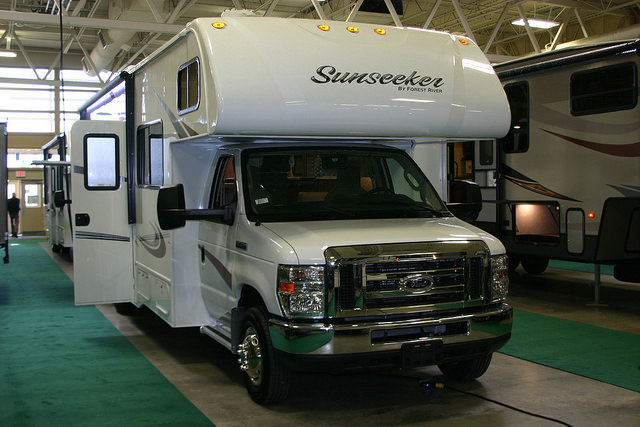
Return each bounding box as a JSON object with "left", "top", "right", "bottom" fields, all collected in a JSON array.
[
  {"left": 521, "top": 256, "right": 549, "bottom": 275},
  {"left": 438, "top": 353, "right": 492, "bottom": 381},
  {"left": 239, "top": 307, "right": 291, "bottom": 404}
]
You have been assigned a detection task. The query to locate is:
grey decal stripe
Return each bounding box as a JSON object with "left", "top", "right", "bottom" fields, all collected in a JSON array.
[
  {"left": 154, "top": 90, "right": 189, "bottom": 139},
  {"left": 73, "top": 165, "right": 85, "bottom": 174},
  {"left": 199, "top": 245, "right": 232, "bottom": 289},
  {"left": 75, "top": 231, "right": 130, "bottom": 242},
  {"left": 136, "top": 222, "right": 167, "bottom": 258}
]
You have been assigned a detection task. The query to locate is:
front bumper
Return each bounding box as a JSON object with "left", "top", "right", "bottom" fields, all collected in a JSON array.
[{"left": 269, "top": 303, "right": 512, "bottom": 370}]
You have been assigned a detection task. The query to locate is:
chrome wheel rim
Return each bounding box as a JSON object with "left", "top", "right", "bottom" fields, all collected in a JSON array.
[{"left": 238, "top": 325, "right": 263, "bottom": 386}]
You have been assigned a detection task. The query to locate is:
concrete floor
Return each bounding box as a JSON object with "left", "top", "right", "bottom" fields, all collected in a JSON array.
[{"left": 49, "top": 246, "right": 640, "bottom": 426}]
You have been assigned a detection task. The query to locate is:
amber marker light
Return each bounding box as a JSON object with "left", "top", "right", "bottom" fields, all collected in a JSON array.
[
  {"left": 347, "top": 26, "right": 359, "bottom": 33},
  {"left": 458, "top": 38, "right": 469, "bottom": 45},
  {"left": 279, "top": 282, "right": 295, "bottom": 293},
  {"left": 375, "top": 28, "right": 386, "bottom": 35},
  {"left": 587, "top": 212, "right": 596, "bottom": 219},
  {"left": 212, "top": 22, "right": 226, "bottom": 29},
  {"left": 318, "top": 24, "right": 330, "bottom": 31}
]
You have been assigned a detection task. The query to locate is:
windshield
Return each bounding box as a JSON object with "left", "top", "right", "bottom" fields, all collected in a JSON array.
[{"left": 242, "top": 146, "right": 449, "bottom": 222}]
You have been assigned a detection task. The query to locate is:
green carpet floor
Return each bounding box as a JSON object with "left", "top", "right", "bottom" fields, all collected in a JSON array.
[
  {"left": 548, "top": 260, "right": 614, "bottom": 276},
  {"left": 0, "top": 239, "right": 213, "bottom": 426},
  {"left": 500, "top": 309, "right": 640, "bottom": 392}
]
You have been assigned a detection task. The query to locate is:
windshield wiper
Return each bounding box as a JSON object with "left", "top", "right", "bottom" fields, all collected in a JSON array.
[{"left": 319, "top": 204, "right": 357, "bottom": 218}]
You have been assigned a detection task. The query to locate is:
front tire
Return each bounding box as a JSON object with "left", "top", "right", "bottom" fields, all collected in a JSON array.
[
  {"left": 238, "top": 307, "right": 291, "bottom": 404},
  {"left": 438, "top": 353, "right": 493, "bottom": 381},
  {"left": 521, "top": 256, "right": 549, "bottom": 275}
]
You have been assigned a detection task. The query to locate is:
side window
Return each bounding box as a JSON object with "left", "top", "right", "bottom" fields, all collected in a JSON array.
[
  {"left": 498, "top": 82, "right": 529, "bottom": 154},
  {"left": 84, "top": 134, "right": 119, "bottom": 190},
  {"left": 571, "top": 62, "right": 637, "bottom": 116},
  {"left": 177, "top": 58, "right": 200, "bottom": 114},
  {"left": 478, "top": 140, "right": 494, "bottom": 166},
  {"left": 136, "top": 122, "right": 163, "bottom": 187},
  {"left": 209, "top": 156, "right": 237, "bottom": 211}
]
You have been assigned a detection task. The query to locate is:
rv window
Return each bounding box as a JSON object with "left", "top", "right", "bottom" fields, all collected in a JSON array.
[
  {"left": 242, "top": 147, "right": 447, "bottom": 223},
  {"left": 209, "top": 156, "right": 236, "bottom": 211},
  {"left": 498, "top": 82, "right": 529, "bottom": 154},
  {"left": 177, "top": 58, "right": 200, "bottom": 115},
  {"left": 84, "top": 135, "right": 119, "bottom": 190},
  {"left": 136, "top": 122, "right": 163, "bottom": 187},
  {"left": 571, "top": 62, "right": 637, "bottom": 116},
  {"left": 478, "top": 140, "right": 494, "bottom": 165}
]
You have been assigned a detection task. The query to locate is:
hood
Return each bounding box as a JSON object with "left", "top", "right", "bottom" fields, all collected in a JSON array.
[{"left": 262, "top": 217, "right": 504, "bottom": 264}]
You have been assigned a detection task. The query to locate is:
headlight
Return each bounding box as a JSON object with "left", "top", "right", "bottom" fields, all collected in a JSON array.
[
  {"left": 277, "top": 265, "right": 325, "bottom": 318},
  {"left": 490, "top": 254, "right": 509, "bottom": 302}
]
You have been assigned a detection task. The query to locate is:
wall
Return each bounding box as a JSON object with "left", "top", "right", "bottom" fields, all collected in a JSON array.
[
  {"left": 6, "top": 133, "right": 54, "bottom": 235},
  {"left": 8, "top": 133, "right": 56, "bottom": 150},
  {"left": 7, "top": 168, "right": 45, "bottom": 235}
]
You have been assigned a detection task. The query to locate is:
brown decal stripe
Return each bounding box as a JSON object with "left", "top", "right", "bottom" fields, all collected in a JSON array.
[
  {"left": 501, "top": 164, "right": 580, "bottom": 201},
  {"left": 542, "top": 129, "right": 640, "bottom": 157},
  {"left": 199, "top": 245, "right": 232, "bottom": 289}
]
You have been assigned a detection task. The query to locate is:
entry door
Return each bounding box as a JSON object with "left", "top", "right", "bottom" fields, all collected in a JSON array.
[
  {"left": 446, "top": 140, "right": 498, "bottom": 225},
  {"left": 70, "top": 120, "right": 134, "bottom": 305}
]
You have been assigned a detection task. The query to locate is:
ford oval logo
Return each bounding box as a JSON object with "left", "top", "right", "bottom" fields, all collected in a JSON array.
[{"left": 399, "top": 273, "right": 434, "bottom": 292}]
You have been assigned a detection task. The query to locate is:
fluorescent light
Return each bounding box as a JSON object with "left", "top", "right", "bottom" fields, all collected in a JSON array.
[
  {"left": 0, "top": 51, "right": 17, "bottom": 58},
  {"left": 512, "top": 18, "right": 559, "bottom": 29}
]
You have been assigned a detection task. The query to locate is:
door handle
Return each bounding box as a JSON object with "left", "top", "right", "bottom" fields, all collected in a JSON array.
[{"left": 75, "top": 213, "right": 90, "bottom": 226}]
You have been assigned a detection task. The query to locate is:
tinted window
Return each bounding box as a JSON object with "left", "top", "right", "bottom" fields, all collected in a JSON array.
[
  {"left": 242, "top": 147, "right": 447, "bottom": 223},
  {"left": 479, "top": 140, "right": 494, "bottom": 165},
  {"left": 571, "top": 62, "right": 637, "bottom": 116},
  {"left": 137, "top": 122, "right": 163, "bottom": 187},
  {"left": 209, "top": 156, "right": 237, "bottom": 210},
  {"left": 177, "top": 58, "right": 199, "bottom": 114},
  {"left": 498, "top": 82, "right": 529, "bottom": 153}
]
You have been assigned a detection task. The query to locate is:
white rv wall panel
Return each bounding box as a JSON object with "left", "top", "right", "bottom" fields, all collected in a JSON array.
[{"left": 134, "top": 17, "right": 510, "bottom": 140}]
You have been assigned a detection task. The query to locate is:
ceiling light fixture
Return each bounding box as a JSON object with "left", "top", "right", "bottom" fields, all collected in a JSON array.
[
  {"left": 512, "top": 18, "right": 559, "bottom": 29},
  {"left": 0, "top": 51, "right": 17, "bottom": 58}
]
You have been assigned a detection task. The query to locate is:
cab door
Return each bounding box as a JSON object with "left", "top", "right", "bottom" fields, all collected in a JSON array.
[
  {"left": 198, "top": 155, "right": 237, "bottom": 318},
  {"left": 70, "top": 120, "right": 134, "bottom": 304}
]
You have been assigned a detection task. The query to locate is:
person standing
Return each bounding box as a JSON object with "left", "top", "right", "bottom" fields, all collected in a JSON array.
[{"left": 7, "top": 193, "right": 20, "bottom": 238}]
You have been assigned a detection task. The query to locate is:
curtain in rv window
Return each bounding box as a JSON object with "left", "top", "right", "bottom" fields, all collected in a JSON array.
[
  {"left": 570, "top": 62, "right": 637, "bottom": 116},
  {"left": 177, "top": 57, "right": 200, "bottom": 115},
  {"left": 498, "top": 82, "right": 529, "bottom": 154},
  {"left": 136, "top": 121, "right": 164, "bottom": 187},
  {"left": 84, "top": 134, "right": 119, "bottom": 190}
]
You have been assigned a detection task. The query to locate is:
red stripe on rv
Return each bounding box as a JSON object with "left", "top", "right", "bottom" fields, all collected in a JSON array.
[{"left": 542, "top": 129, "right": 640, "bottom": 157}]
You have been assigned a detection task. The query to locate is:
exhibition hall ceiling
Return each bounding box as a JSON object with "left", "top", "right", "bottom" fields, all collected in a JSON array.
[{"left": 0, "top": 0, "right": 639, "bottom": 76}]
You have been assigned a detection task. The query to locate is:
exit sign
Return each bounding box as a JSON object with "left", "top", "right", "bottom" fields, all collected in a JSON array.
[{"left": 15, "top": 171, "right": 25, "bottom": 178}]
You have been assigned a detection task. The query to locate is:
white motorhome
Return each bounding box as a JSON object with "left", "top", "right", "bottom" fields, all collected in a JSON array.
[
  {"left": 39, "top": 134, "right": 73, "bottom": 257},
  {"left": 447, "top": 40, "right": 640, "bottom": 282},
  {"left": 71, "top": 15, "right": 513, "bottom": 403}
]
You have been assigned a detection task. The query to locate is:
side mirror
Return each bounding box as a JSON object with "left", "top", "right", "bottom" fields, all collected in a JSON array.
[
  {"left": 157, "top": 184, "right": 236, "bottom": 230},
  {"left": 53, "top": 190, "right": 68, "bottom": 208},
  {"left": 447, "top": 180, "right": 482, "bottom": 221},
  {"left": 157, "top": 184, "right": 187, "bottom": 230}
]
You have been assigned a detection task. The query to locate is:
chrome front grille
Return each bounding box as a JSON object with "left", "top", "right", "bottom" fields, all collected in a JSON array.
[{"left": 326, "top": 241, "right": 489, "bottom": 317}]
